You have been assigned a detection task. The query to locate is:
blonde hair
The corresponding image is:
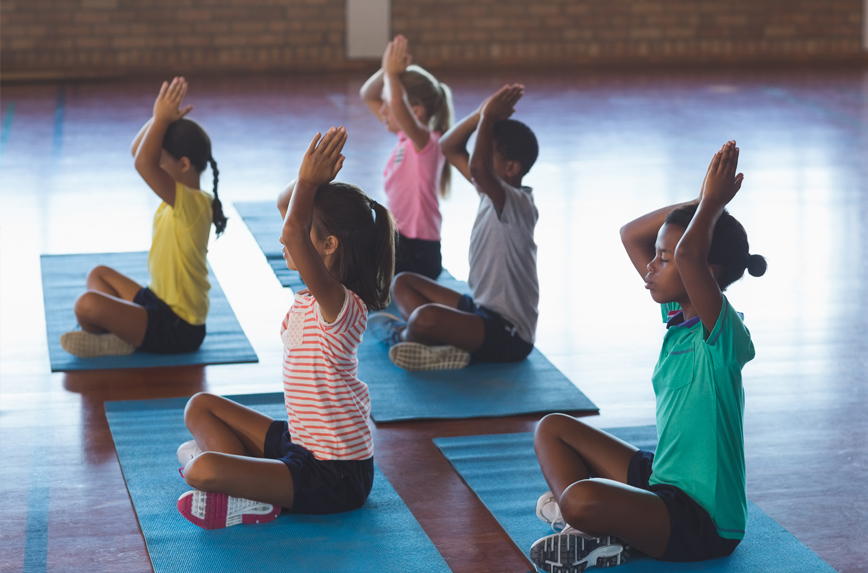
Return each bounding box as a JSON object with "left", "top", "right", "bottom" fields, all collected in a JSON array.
[{"left": 399, "top": 65, "right": 453, "bottom": 198}]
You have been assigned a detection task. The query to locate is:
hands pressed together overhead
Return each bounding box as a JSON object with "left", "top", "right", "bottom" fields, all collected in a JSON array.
[
  {"left": 154, "top": 76, "right": 194, "bottom": 123},
  {"left": 298, "top": 127, "right": 347, "bottom": 188}
]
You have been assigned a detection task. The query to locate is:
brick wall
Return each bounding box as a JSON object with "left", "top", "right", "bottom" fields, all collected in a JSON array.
[
  {"left": 393, "top": 0, "right": 864, "bottom": 68},
  {"left": 0, "top": 0, "right": 353, "bottom": 80},
  {"left": 1, "top": 0, "right": 864, "bottom": 80}
]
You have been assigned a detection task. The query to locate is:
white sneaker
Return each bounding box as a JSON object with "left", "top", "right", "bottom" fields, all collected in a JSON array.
[
  {"left": 367, "top": 312, "right": 406, "bottom": 347},
  {"left": 177, "top": 490, "right": 281, "bottom": 529},
  {"left": 388, "top": 342, "right": 470, "bottom": 371},
  {"left": 529, "top": 527, "right": 629, "bottom": 572},
  {"left": 177, "top": 440, "right": 203, "bottom": 465},
  {"left": 60, "top": 330, "right": 135, "bottom": 358},
  {"left": 536, "top": 491, "right": 566, "bottom": 532}
]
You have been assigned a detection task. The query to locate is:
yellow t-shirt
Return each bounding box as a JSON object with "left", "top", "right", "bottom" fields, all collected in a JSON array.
[{"left": 148, "top": 181, "right": 213, "bottom": 325}]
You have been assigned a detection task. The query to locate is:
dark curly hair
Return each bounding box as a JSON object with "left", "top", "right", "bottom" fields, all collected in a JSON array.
[{"left": 665, "top": 203, "right": 767, "bottom": 290}]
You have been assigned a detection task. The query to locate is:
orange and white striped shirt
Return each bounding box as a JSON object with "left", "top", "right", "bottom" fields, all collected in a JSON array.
[{"left": 280, "top": 286, "right": 373, "bottom": 461}]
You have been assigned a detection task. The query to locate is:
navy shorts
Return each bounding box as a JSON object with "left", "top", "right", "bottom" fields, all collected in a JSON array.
[
  {"left": 457, "top": 295, "right": 533, "bottom": 363},
  {"left": 627, "top": 450, "right": 741, "bottom": 562},
  {"left": 133, "top": 287, "right": 205, "bottom": 354},
  {"left": 264, "top": 420, "right": 374, "bottom": 515},
  {"left": 394, "top": 233, "right": 442, "bottom": 280}
]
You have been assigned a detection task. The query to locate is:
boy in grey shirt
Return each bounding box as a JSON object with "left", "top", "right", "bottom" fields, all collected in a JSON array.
[{"left": 370, "top": 84, "right": 539, "bottom": 371}]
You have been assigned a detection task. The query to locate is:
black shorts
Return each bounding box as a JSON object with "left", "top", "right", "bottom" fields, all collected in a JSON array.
[
  {"left": 457, "top": 295, "right": 534, "bottom": 363},
  {"left": 394, "top": 233, "right": 442, "bottom": 280},
  {"left": 264, "top": 420, "right": 375, "bottom": 515},
  {"left": 627, "top": 450, "right": 741, "bottom": 562},
  {"left": 133, "top": 287, "right": 206, "bottom": 354}
]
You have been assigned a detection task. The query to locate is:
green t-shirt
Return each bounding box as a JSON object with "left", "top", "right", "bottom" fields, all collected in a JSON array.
[{"left": 650, "top": 296, "right": 754, "bottom": 540}]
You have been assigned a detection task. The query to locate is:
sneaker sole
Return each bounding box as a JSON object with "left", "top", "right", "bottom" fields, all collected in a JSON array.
[
  {"left": 389, "top": 342, "right": 470, "bottom": 371},
  {"left": 530, "top": 533, "right": 628, "bottom": 572},
  {"left": 177, "top": 491, "right": 280, "bottom": 529},
  {"left": 60, "top": 331, "right": 135, "bottom": 358}
]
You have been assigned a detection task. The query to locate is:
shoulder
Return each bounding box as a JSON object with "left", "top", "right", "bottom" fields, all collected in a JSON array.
[{"left": 704, "top": 295, "right": 755, "bottom": 364}]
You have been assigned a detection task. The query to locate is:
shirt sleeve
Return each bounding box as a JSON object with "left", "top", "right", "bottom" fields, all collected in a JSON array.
[
  {"left": 661, "top": 302, "right": 681, "bottom": 322},
  {"left": 314, "top": 286, "right": 367, "bottom": 338},
  {"left": 172, "top": 182, "right": 212, "bottom": 230},
  {"left": 704, "top": 295, "right": 755, "bottom": 368}
]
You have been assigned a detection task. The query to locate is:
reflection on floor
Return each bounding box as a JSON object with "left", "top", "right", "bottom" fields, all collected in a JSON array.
[{"left": 2, "top": 67, "right": 866, "bottom": 572}]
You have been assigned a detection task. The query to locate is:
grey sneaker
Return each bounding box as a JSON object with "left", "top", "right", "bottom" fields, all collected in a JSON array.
[
  {"left": 529, "top": 527, "right": 629, "bottom": 572},
  {"left": 388, "top": 342, "right": 470, "bottom": 371},
  {"left": 536, "top": 491, "right": 567, "bottom": 532},
  {"left": 367, "top": 312, "right": 406, "bottom": 348},
  {"left": 60, "top": 330, "right": 135, "bottom": 358}
]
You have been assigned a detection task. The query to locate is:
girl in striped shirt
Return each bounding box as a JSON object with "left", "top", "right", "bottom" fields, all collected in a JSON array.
[{"left": 176, "top": 127, "right": 396, "bottom": 529}]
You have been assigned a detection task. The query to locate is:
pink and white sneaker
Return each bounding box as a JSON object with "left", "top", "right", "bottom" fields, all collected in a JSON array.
[{"left": 177, "top": 490, "right": 281, "bottom": 529}]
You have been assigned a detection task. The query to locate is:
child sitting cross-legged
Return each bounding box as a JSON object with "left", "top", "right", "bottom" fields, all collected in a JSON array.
[{"left": 369, "top": 84, "right": 539, "bottom": 371}]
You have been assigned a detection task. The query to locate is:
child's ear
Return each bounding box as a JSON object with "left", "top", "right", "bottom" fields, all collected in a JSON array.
[
  {"left": 178, "top": 157, "right": 192, "bottom": 173},
  {"left": 505, "top": 159, "right": 523, "bottom": 179},
  {"left": 411, "top": 104, "right": 427, "bottom": 123},
  {"left": 323, "top": 235, "right": 339, "bottom": 257}
]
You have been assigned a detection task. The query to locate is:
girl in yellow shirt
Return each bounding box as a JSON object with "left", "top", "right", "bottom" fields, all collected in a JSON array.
[{"left": 61, "top": 77, "right": 227, "bottom": 357}]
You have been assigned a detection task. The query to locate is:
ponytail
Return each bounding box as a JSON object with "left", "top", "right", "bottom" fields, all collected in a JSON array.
[
  {"left": 433, "top": 82, "right": 454, "bottom": 199},
  {"left": 400, "top": 66, "right": 454, "bottom": 198},
  {"left": 208, "top": 157, "right": 227, "bottom": 237},
  {"left": 163, "top": 119, "right": 227, "bottom": 238},
  {"left": 311, "top": 183, "right": 396, "bottom": 311},
  {"left": 370, "top": 198, "right": 396, "bottom": 309}
]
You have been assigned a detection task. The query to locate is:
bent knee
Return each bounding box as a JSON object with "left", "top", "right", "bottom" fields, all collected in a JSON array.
[
  {"left": 534, "top": 413, "right": 584, "bottom": 443},
  {"left": 183, "top": 392, "right": 219, "bottom": 425},
  {"left": 73, "top": 291, "right": 105, "bottom": 320},
  {"left": 407, "top": 304, "right": 442, "bottom": 334},
  {"left": 559, "top": 480, "right": 608, "bottom": 531},
  {"left": 184, "top": 452, "right": 222, "bottom": 491}
]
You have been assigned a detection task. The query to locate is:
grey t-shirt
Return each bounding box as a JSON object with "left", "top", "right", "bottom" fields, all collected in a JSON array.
[{"left": 467, "top": 185, "right": 539, "bottom": 344}]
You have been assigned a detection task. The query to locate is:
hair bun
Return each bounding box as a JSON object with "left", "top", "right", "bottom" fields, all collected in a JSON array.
[{"left": 746, "top": 253, "right": 767, "bottom": 277}]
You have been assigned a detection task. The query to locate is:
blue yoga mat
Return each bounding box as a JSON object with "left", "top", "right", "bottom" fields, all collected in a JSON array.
[
  {"left": 233, "top": 200, "right": 597, "bottom": 421},
  {"left": 364, "top": 273, "right": 598, "bottom": 422},
  {"left": 434, "top": 427, "right": 834, "bottom": 573},
  {"left": 234, "top": 201, "right": 305, "bottom": 290},
  {"left": 41, "top": 252, "right": 258, "bottom": 371},
  {"left": 105, "top": 393, "right": 450, "bottom": 573}
]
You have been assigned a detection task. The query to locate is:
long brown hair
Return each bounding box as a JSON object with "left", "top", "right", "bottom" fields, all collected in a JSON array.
[
  {"left": 399, "top": 65, "right": 453, "bottom": 198},
  {"left": 162, "top": 118, "right": 228, "bottom": 236},
  {"left": 311, "top": 183, "right": 396, "bottom": 310}
]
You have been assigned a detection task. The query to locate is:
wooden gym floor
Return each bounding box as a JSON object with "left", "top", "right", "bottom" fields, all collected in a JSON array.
[{"left": 1, "top": 66, "right": 866, "bottom": 572}]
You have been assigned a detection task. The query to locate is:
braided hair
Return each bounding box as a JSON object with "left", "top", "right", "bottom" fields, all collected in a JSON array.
[{"left": 162, "top": 119, "right": 228, "bottom": 237}]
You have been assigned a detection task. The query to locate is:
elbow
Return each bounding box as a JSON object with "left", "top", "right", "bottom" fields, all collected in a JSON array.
[
  {"left": 674, "top": 242, "right": 705, "bottom": 265},
  {"left": 281, "top": 218, "right": 307, "bottom": 246}
]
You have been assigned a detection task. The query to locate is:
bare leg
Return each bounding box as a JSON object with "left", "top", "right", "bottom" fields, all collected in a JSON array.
[
  {"left": 391, "top": 272, "right": 485, "bottom": 352},
  {"left": 534, "top": 414, "right": 671, "bottom": 558},
  {"left": 73, "top": 292, "right": 147, "bottom": 346},
  {"left": 86, "top": 265, "right": 143, "bottom": 301},
  {"left": 392, "top": 272, "right": 463, "bottom": 318},
  {"left": 70, "top": 266, "right": 148, "bottom": 346},
  {"left": 183, "top": 393, "right": 295, "bottom": 509}
]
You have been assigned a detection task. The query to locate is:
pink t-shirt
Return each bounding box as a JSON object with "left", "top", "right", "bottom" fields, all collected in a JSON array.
[
  {"left": 383, "top": 131, "right": 445, "bottom": 241},
  {"left": 280, "top": 286, "right": 373, "bottom": 461}
]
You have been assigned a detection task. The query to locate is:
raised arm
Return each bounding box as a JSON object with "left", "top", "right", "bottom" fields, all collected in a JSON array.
[
  {"left": 620, "top": 201, "right": 694, "bottom": 280},
  {"left": 675, "top": 141, "right": 744, "bottom": 333},
  {"left": 134, "top": 77, "right": 194, "bottom": 207},
  {"left": 359, "top": 68, "right": 386, "bottom": 118},
  {"left": 130, "top": 117, "right": 154, "bottom": 157},
  {"left": 468, "top": 84, "right": 523, "bottom": 213},
  {"left": 282, "top": 127, "right": 348, "bottom": 323},
  {"left": 381, "top": 35, "right": 430, "bottom": 152},
  {"left": 277, "top": 179, "right": 297, "bottom": 220},
  {"left": 439, "top": 108, "right": 482, "bottom": 184}
]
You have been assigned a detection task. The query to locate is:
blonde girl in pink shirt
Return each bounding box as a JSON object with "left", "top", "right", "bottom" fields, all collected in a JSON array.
[{"left": 360, "top": 34, "right": 453, "bottom": 279}]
